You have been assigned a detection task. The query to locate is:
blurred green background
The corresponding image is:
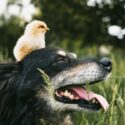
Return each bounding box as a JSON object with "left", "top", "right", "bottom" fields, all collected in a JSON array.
[{"left": 0, "top": 0, "right": 125, "bottom": 125}]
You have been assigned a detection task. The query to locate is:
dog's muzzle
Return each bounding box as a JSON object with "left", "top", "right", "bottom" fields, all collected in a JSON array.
[{"left": 51, "top": 57, "right": 112, "bottom": 111}]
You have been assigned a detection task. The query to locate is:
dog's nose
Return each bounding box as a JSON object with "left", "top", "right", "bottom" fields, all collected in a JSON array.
[{"left": 100, "top": 58, "right": 112, "bottom": 72}]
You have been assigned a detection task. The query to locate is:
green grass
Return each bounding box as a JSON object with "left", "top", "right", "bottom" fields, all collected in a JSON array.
[
  {"left": 0, "top": 47, "right": 12, "bottom": 62},
  {"left": 71, "top": 47, "right": 125, "bottom": 125},
  {"left": 0, "top": 46, "right": 125, "bottom": 125}
]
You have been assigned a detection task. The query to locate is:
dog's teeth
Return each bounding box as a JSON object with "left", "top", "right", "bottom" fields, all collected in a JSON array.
[
  {"left": 95, "top": 100, "right": 99, "bottom": 104},
  {"left": 92, "top": 99, "right": 96, "bottom": 103},
  {"left": 55, "top": 91, "right": 61, "bottom": 97},
  {"left": 68, "top": 92, "right": 71, "bottom": 96},
  {"left": 70, "top": 94, "right": 74, "bottom": 100},
  {"left": 60, "top": 92, "right": 64, "bottom": 96},
  {"left": 64, "top": 90, "right": 69, "bottom": 97},
  {"left": 67, "top": 92, "right": 71, "bottom": 97},
  {"left": 74, "top": 96, "right": 79, "bottom": 100},
  {"left": 55, "top": 91, "right": 58, "bottom": 96}
]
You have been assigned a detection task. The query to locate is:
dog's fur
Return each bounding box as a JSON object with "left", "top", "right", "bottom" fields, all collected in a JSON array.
[{"left": 0, "top": 47, "right": 111, "bottom": 125}]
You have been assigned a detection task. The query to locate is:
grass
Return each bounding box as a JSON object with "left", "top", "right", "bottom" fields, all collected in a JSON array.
[
  {"left": 0, "top": 46, "right": 125, "bottom": 125},
  {"left": 0, "top": 47, "right": 12, "bottom": 62},
  {"left": 71, "top": 46, "right": 125, "bottom": 125}
]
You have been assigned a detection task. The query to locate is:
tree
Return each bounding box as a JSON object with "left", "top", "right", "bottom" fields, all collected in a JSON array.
[
  {"left": 0, "top": 0, "right": 125, "bottom": 58},
  {"left": 32, "top": 0, "right": 125, "bottom": 48}
]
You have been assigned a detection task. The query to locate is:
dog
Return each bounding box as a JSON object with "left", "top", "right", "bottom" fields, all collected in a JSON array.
[{"left": 0, "top": 47, "right": 112, "bottom": 125}]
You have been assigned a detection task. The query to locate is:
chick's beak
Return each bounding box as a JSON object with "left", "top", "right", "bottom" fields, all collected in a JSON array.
[{"left": 46, "top": 27, "right": 50, "bottom": 31}]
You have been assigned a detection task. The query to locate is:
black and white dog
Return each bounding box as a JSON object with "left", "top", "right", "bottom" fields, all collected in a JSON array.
[{"left": 0, "top": 47, "right": 112, "bottom": 125}]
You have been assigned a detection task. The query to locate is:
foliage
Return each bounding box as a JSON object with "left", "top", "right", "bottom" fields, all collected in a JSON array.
[
  {"left": 0, "top": 17, "right": 24, "bottom": 57},
  {"left": 0, "top": 0, "right": 125, "bottom": 57},
  {"left": 71, "top": 47, "right": 125, "bottom": 125},
  {"left": 32, "top": 0, "right": 125, "bottom": 48}
]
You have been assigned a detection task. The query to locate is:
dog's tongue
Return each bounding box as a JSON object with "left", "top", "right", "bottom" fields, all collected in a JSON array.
[{"left": 72, "top": 87, "right": 109, "bottom": 111}]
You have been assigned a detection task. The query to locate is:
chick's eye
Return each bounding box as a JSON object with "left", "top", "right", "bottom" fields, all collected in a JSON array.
[{"left": 38, "top": 25, "right": 44, "bottom": 28}]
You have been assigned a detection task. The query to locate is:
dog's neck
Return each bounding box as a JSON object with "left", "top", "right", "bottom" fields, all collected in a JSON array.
[
  {"left": 39, "top": 111, "right": 73, "bottom": 125},
  {"left": 23, "top": 100, "right": 73, "bottom": 125}
]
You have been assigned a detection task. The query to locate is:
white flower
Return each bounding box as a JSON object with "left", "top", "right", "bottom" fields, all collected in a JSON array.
[
  {"left": 0, "top": 0, "right": 7, "bottom": 16},
  {"left": 108, "top": 25, "right": 121, "bottom": 36},
  {"left": 8, "top": 5, "right": 21, "bottom": 16},
  {"left": 108, "top": 25, "right": 125, "bottom": 39}
]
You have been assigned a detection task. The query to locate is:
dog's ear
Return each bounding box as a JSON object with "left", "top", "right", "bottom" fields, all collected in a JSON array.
[
  {"left": 17, "top": 61, "right": 24, "bottom": 72},
  {"left": 0, "top": 62, "right": 19, "bottom": 75},
  {"left": 0, "top": 62, "right": 19, "bottom": 91}
]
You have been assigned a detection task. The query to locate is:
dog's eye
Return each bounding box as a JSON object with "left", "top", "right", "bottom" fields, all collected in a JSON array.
[
  {"left": 56, "top": 56, "right": 66, "bottom": 62},
  {"left": 52, "top": 56, "right": 68, "bottom": 70},
  {"left": 53, "top": 56, "right": 68, "bottom": 65}
]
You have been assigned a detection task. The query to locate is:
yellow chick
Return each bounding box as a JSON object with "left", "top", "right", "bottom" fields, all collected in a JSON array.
[{"left": 13, "top": 20, "right": 49, "bottom": 61}]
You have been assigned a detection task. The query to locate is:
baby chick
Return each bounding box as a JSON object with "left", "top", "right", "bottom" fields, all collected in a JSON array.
[{"left": 13, "top": 20, "right": 49, "bottom": 61}]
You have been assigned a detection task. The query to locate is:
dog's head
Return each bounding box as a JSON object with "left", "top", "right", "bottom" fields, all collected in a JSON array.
[{"left": 16, "top": 47, "right": 112, "bottom": 113}]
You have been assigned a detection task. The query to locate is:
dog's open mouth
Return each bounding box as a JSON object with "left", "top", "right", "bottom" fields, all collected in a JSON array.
[{"left": 55, "top": 85, "right": 109, "bottom": 111}]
